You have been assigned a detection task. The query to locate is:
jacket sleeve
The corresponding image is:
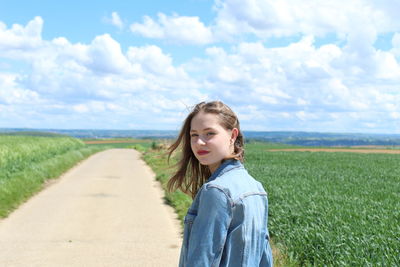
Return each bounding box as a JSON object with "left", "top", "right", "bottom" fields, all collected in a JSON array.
[{"left": 186, "top": 185, "right": 232, "bottom": 266}]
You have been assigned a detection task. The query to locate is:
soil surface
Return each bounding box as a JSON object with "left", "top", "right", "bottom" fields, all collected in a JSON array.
[
  {"left": 268, "top": 148, "right": 400, "bottom": 154},
  {"left": 0, "top": 149, "right": 182, "bottom": 267}
]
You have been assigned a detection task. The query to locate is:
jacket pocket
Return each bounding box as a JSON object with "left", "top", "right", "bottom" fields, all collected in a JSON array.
[
  {"left": 183, "top": 211, "right": 197, "bottom": 250},
  {"left": 184, "top": 210, "right": 197, "bottom": 224}
]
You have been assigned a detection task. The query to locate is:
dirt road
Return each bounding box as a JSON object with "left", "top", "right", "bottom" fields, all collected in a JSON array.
[{"left": 0, "top": 149, "right": 182, "bottom": 267}]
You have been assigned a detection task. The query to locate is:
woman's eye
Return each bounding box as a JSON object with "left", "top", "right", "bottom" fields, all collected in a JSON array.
[
  {"left": 206, "top": 132, "right": 215, "bottom": 136},
  {"left": 190, "top": 133, "right": 198, "bottom": 137}
]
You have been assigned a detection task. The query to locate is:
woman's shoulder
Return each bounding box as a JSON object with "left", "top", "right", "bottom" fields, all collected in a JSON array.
[
  {"left": 206, "top": 163, "right": 244, "bottom": 188},
  {"left": 207, "top": 169, "right": 266, "bottom": 200}
]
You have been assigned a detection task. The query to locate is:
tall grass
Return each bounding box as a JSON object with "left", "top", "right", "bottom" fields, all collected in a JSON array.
[{"left": 0, "top": 136, "right": 83, "bottom": 177}]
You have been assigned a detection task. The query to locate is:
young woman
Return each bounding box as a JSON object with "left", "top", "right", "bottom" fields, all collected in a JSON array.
[{"left": 168, "top": 101, "right": 273, "bottom": 267}]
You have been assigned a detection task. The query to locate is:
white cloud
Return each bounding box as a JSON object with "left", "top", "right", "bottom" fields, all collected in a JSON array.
[
  {"left": 127, "top": 45, "right": 174, "bottom": 75},
  {"left": 130, "top": 15, "right": 164, "bottom": 38},
  {"left": 182, "top": 33, "right": 400, "bottom": 131},
  {"left": 72, "top": 103, "right": 89, "bottom": 113},
  {"left": 126, "top": 0, "right": 400, "bottom": 51},
  {"left": 86, "top": 34, "right": 131, "bottom": 74},
  {"left": 213, "top": 0, "right": 400, "bottom": 40},
  {"left": 374, "top": 50, "right": 400, "bottom": 79},
  {"left": 103, "top": 12, "right": 124, "bottom": 30},
  {"left": 72, "top": 101, "right": 121, "bottom": 113},
  {"left": 112, "top": 12, "right": 123, "bottom": 29},
  {"left": 295, "top": 111, "right": 318, "bottom": 121},
  {"left": 0, "top": 17, "right": 206, "bottom": 129},
  {"left": 130, "top": 13, "right": 213, "bottom": 45},
  {"left": 392, "top": 33, "right": 400, "bottom": 57},
  {"left": 390, "top": 112, "right": 400, "bottom": 119},
  {"left": 0, "top": 16, "right": 43, "bottom": 59},
  {"left": 0, "top": 73, "right": 41, "bottom": 104},
  {"left": 1, "top": 10, "right": 400, "bottom": 133}
]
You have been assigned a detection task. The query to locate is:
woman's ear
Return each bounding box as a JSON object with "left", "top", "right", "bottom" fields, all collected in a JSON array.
[{"left": 231, "top": 128, "right": 239, "bottom": 143}]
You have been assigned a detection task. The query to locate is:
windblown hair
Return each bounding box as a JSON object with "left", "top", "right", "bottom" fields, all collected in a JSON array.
[{"left": 167, "top": 101, "right": 244, "bottom": 199}]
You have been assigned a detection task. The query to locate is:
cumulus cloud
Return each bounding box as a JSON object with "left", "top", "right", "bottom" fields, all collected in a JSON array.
[
  {"left": 111, "top": 12, "right": 123, "bottom": 29},
  {"left": 1, "top": 4, "right": 400, "bottom": 133},
  {"left": 0, "top": 17, "right": 206, "bottom": 129},
  {"left": 0, "top": 16, "right": 43, "bottom": 57},
  {"left": 127, "top": 45, "right": 175, "bottom": 75},
  {"left": 130, "top": 13, "right": 213, "bottom": 45},
  {"left": 127, "top": 0, "right": 400, "bottom": 50},
  {"left": 213, "top": 0, "right": 400, "bottom": 40},
  {"left": 183, "top": 33, "right": 400, "bottom": 132},
  {"left": 103, "top": 12, "right": 124, "bottom": 30},
  {"left": 86, "top": 34, "right": 131, "bottom": 74},
  {"left": 0, "top": 73, "right": 41, "bottom": 104},
  {"left": 392, "top": 33, "right": 400, "bottom": 57}
]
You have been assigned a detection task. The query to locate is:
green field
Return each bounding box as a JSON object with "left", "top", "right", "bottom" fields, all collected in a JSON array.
[
  {"left": 245, "top": 143, "right": 399, "bottom": 266},
  {"left": 142, "top": 142, "right": 400, "bottom": 266}
]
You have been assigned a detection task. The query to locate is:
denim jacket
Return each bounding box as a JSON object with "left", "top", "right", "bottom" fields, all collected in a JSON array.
[{"left": 179, "top": 159, "right": 273, "bottom": 267}]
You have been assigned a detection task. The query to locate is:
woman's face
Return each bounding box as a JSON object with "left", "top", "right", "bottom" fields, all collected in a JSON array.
[{"left": 190, "top": 111, "right": 238, "bottom": 173}]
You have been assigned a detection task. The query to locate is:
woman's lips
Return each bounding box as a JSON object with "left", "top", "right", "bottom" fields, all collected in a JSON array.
[{"left": 197, "top": 150, "right": 210, "bottom": 155}]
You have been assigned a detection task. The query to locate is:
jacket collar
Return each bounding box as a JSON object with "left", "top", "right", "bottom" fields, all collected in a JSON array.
[{"left": 207, "top": 158, "right": 243, "bottom": 182}]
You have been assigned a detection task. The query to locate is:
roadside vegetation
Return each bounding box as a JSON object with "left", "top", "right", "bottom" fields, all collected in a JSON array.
[
  {"left": 140, "top": 141, "right": 399, "bottom": 266},
  {"left": 141, "top": 144, "right": 192, "bottom": 222}
]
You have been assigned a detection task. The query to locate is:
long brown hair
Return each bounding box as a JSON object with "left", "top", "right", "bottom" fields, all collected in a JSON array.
[{"left": 167, "top": 101, "right": 245, "bottom": 199}]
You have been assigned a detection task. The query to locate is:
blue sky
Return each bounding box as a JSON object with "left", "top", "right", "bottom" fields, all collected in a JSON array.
[{"left": 0, "top": 0, "right": 399, "bottom": 133}]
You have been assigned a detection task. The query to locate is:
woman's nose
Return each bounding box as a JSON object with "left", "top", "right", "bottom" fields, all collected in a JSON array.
[{"left": 196, "top": 136, "right": 206, "bottom": 145}]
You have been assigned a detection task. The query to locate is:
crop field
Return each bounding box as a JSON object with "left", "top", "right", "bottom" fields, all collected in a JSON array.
[
  {"left": 268, "top": 147, "right": 400, "bottom": 154},
  {"left": 245, "top": 143, "right": 400, "bottom": 266},
  {"left": 0, "top": 135, "right": 84, "bottom": 177}
]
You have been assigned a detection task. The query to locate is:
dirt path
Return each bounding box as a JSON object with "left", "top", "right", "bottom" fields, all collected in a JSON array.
[{"left": 0, "top": 149, "right": 182, "bottom": 267}]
